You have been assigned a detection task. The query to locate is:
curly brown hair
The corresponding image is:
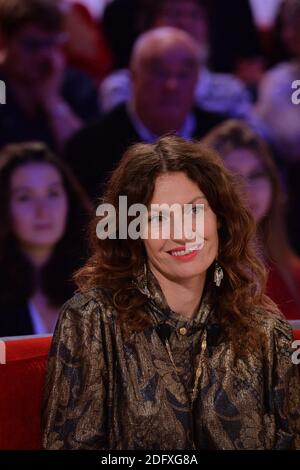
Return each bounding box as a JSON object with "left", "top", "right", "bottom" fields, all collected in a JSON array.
[{"left": 75, "top": 135, "right": 279, "bottom": 353}]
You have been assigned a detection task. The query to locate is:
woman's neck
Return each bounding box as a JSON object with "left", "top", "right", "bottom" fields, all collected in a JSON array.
[
  {"left": 149, "top": 264, "right": 206, "bottom": 319},
  {"left": 21, "top": 246, "right": 53, "bottom": 269}
]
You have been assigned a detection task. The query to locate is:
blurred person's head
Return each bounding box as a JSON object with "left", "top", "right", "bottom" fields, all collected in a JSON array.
[
  {"left": 138, "top": 0, "right": 209, "bottom": 46},
  {"left": 203, "top": 120, "right": 292, "bottom": 263},
  {"left": 0, "top": 0, "right": 68, "bottom": 85},
  {"left": 0, "top": 141, "right": 91, "bottom": 306},
  {"left": 130, "top": 27, "right": 201, "bottom": 136},
  {"left": 281, "top": 0, "right": 300, "bottom": 58},
  {"left": 8, "top": 152, "right": 68, "bottom": 263}
]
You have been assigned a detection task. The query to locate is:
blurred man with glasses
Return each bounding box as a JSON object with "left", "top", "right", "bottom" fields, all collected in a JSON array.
[{"left": 0, "top": 0, "right": 99, "bottom": 152}]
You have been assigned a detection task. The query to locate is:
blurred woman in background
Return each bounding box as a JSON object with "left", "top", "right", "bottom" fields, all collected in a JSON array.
[
  {"left": 204, "top": 120, "right": 300, "bottom": 321},
  {"left": 0, "top": 141, "right": 91, "bottom": 336}
]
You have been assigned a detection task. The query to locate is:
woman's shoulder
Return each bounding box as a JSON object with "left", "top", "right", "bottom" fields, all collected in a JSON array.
[
  {"left": 59, "top": 286, "right": 116, "bottom": 322},
  {"left": 248, "top": 306, "right": 294, "bottom": 343}
]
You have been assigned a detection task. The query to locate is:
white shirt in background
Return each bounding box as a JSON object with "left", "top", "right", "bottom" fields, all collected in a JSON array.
[
  {"left": 64, "top": 0, "right": 112, "bottom": 18},
  {"left": 249, "top": 0, "right": 283, "bottom": 28},
  {"left": 28, "top": 302, "right": 52, "bottom": 335}
]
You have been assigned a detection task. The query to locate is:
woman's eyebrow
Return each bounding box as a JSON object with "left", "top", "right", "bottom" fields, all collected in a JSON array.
[
  {"left": 148, "top": 196, "right": 206, "bottom": 213},
  {"left": 10, "top": 186, "right": 32, "bottom": 194},
  {"left": 10, "top": 181, "right": 63, "bottom": 193},
  {"left": 187, "top": 196, "right": 207, "bottom": 204},
  {"left": 47, "top": 181, "right": 64, "bottom": 189}
]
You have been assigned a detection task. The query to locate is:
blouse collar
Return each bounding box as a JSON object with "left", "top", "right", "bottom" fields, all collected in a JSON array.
[{"left": 133, "top": 265, "right": 212, "bottom": 330}]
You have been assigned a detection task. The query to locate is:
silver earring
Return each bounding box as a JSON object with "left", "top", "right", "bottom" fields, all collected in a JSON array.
[
  {"left": 214, "top": 261, "right": 223, "bottom": 287},
  {"left": 142, "top": 262, "right": 151, "bottom": 296}
]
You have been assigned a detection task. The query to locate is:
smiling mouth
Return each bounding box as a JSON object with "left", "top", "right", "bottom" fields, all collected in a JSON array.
[
  {"left": 167, "top": 242, "right": 204, "bottom": 257},
  {"left": 34, "top": 224, "right": 53, "bottom": 230}
]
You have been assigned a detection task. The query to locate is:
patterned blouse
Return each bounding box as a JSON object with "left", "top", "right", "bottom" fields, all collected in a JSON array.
[{"left": 42, "top": 269, "right": 300, "bottom": 450}]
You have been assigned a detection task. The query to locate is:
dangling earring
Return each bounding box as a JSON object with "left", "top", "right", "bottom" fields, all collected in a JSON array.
[
  {"left": 142, "top": 261, "right": 151, "bottom": 297},
  {"left": 214, "top": 261, "right": 223, "bottom": 287}
]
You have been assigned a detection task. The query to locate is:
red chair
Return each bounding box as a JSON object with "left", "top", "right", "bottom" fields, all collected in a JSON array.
[
  {"left": 0, "top": 331, "right": 299, "bottom": 450},
  {"left": 294, "top": 330, "right": 300, "bottom": 341},
  {"left": 0, "top": 336, "right": 52, "bottom": 450}
]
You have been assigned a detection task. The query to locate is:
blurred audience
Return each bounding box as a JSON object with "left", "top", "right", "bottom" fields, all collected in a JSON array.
[
  {"left": 204, "top": 120, "right": 300, "bottom": 321},
  {"left": 0, "top": 142, "right": 91, "bottom": 337},
  {"left": 102, "top": 0, "right": 139, "bottom": 69},
  {"left": 100, "top": 0, "right": 255, "bottom": 120},
  {"left": 209, "top": 1, "right": 292, "bottom": 92},
  {"left": 249, "top": 0, "right": 283, "bottom": 30},
  {"left": 256, "top": 0, "right": 300, "bottom": 165},
  {"left": 0, "top": 0, "right": 100, "bottom": 153},
  {"left": 102, "top": 0, "right": 264, "bottom": 88},
  {"left": 248, "top": 0, "right": 283, "bottom": 63},
  {"left": 64, "top": 27, "right": 227, "bottom": 201},
  {"left": 64, "top": 1, "right": 113, "bottom": 81},
  {"left": 200, "top": 0, "right": 265, "bottom": 95},
  {"left": 65, "top": 0, "right": 109, "bottom": 19}
]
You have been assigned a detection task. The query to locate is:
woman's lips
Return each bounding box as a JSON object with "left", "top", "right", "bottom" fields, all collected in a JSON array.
[
  {"left": 33, "top": 224, "right": 53, "bottom": 231},
  {"left": 167, "top": 243, "right": 203, "bottom": 261},
  {"left": 169, "top": 250, "right": 199, "bottom": 261}
]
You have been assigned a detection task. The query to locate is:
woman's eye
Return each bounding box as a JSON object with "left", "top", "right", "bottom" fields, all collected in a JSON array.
[
  {"left": 249, "top": 172, "right": 267, "bottom": 180},
  {"left": 149, "top": 214, "right": 166, "bottom": 223},
  {"left": 192, "top": 205, "right": 204, "bottom": 214},
  {"left": 48, "top": 190, "right": 62, "bottom": 198},
  {"left": 252, "top": 171, "right": 267, "bottom": 179},
  {"left": 15, "top": 194, "right": 31, "bottom": 202},
  {"left": 184, "top": 204, "right": 205, "bottom": 216}
]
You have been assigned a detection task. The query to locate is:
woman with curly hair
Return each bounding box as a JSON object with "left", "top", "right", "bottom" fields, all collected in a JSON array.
[
  {"left": 0, "top": 141, "right": 91, "bottom": 336},
  {"left": 203, "top": 120, "right": 300, "bottom": 322},
  {"left": 42, "top": 136, "right": 300, "bottom": 449}
]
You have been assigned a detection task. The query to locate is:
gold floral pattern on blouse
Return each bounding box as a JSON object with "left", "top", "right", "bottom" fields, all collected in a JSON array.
[{"left": 42, "top": 269, "right": 300, "bottom": 449}]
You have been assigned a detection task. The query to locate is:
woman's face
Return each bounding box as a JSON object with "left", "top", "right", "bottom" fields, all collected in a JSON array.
[
  {"left": 9, "top": 162, "right": 68, "bottom": 254},
  {"left": 224, "top": 149, "right": 272, "bottom": 223},
  {"left": 143, "top": 171, "right": 219, "bottom": 284}
]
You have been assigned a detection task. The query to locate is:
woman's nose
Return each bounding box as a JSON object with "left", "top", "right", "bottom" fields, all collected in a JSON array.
[{"left": 35, "top": 199, "right": 50, "bottom": 217}]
